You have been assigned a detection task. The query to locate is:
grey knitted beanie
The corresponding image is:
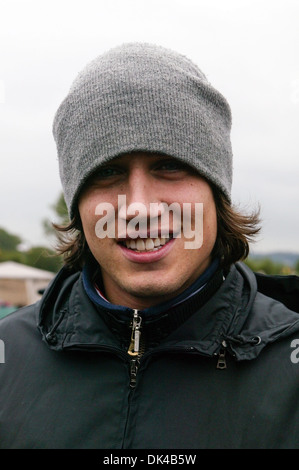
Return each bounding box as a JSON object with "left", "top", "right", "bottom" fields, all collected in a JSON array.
[{"left": 53, "top": 42, "right": 233, "bottom": 218}]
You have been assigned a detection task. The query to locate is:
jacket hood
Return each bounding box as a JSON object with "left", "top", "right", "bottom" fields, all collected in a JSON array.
[
  {"left": 36, "top": 262, "right": 299, "bottom": 362},
  {"left": 222, "top": 263, "right": 299, "bottom": 360}
]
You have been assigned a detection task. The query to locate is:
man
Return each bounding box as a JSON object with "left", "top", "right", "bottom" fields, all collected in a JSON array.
[{"left": 0, "top": 43, "right": 299, "bottom": 449}]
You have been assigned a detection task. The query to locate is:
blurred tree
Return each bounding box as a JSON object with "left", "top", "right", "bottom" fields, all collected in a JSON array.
[
  {"left": 0, "top": 227, "right": 22, "bottom": 252},
  {"left": 43, "top": 192, "right": 69, "bottom": 237},
  {"left": 0, "top": 195, "right": 69, "bottom": 273},
  {"left": 245, "top": 257, "right": 285, "bottom": 275},
  {"left": 0, "top": 249, "right": 25, "bottom": 264},
  {"left": 24, "top": 246, "right": 62, "bottom": 273},
  {"left": 39, "top": 192, "right": 69, "bottom": 272},
  {"left": 0, "top": 231, "right": 62, "bottom": 273}
]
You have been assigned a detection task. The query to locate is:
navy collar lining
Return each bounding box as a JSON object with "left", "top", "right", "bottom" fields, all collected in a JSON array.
[{"left": 82, "top": 257, "right": 220, "bottom": 316}]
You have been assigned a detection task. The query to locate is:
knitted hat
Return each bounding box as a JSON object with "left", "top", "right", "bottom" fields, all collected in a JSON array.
[{"left": 53, "top": 42, "right": 233, "bottom": 219}]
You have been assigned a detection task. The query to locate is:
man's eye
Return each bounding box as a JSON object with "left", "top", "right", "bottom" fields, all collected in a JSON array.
[
  {"left": 96, "top": 167, "right": 121, "bottom": 178},
  {"left": 157, "top": 161, "right": 187, "bottom": 171}
]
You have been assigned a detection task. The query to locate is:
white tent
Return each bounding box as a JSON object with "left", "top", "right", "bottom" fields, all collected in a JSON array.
[{"left": 0, "top": 261, "right": 55, "bottom": 306}]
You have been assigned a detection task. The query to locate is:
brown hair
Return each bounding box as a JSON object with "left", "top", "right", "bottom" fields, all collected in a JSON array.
[
  {"left": 53, "top": 190, "right": 261, "bottom": 272},
  {"left": 211, "top": 189, "right": 261, "bottom": 266}
]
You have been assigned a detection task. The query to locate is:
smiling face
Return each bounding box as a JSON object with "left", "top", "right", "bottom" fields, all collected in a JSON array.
[{"left": 78, "top": 152, "right": 218, "bottom": 309}]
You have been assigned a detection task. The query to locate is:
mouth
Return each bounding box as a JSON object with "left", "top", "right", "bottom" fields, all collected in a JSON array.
[{"left": 118, "top": 235, "right": 173, "bottom": 252}]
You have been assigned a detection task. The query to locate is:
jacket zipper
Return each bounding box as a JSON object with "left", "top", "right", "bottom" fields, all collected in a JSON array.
[
  {"left": 216, "top": 340, "right": 227, "bottom": 369},
  {"left": 126, "top": 311, "right": 228, "bottom": 385},
  {"left": 127, "top": 309, "right": 144, "bottom": 388},
  {"left": 127, "top": 309, "right": 230, "bottom": 383}
]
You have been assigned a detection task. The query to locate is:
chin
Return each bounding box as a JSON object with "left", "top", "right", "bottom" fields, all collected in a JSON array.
[{"left": 126, "top": 280, "right": 180, "bottom": 301}]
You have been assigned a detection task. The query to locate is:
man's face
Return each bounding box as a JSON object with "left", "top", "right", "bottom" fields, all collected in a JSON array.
[{"left": 78, "top": 152, "right": 217, "bottom": 309}]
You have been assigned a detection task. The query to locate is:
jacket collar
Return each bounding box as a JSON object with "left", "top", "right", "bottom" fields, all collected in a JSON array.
[
  {"left": 37, "top": 262, "right": 299, "bottom": 362},
  {"left": 82, "top": 256, "right": 221, "bottom": 317},
  {"left": 37, "top": 261, "right": 225, "bottom": 351}
]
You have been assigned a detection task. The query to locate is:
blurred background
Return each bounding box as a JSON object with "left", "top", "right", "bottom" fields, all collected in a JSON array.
[{"left": 0, "top": 0, "right": 298, "bottom": 309}]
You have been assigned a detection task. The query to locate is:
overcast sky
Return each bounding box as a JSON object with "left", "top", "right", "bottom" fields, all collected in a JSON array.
[{"left": 0, "top": 0, "right": 298, "bottom": 254}]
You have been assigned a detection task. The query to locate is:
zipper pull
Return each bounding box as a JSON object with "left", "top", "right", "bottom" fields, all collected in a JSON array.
[
  {"left": 130, "top": 358, "right": 139, "bottom": 388},
  {"left": 128, "top": 309, "right": 142, "bottom": 356},
  {"left": 216, "top": 340, "right": 227, "bottom": 370}
]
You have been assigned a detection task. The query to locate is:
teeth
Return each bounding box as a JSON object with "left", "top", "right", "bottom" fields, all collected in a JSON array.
[
  {"left": 124, "top": 237, "right": 170, "bottom": 252},
  {"left": 136, "top": 239, "right": 145, "bottom": 251},
  {"left": 145, "top": 238, "right": 155, "bottom": 250},
  {"left": 129, "top": 240, "right": 136, "bottom": 249},
  {"left": 125, "top": 239, "right": 137, "bottom": 249},
  {"left": 154, "top": 238, "right": 160, "bottom": 247}
]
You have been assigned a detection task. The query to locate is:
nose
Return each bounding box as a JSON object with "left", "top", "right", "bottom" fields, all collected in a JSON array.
[{"left": 119, "top": 167, "right": 156, "bottom": 221}]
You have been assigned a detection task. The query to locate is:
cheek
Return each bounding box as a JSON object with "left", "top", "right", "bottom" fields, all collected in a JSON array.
[
  {"left": 79, "top": 198, "right": 98, "bottom": 239},
  {"left": 203, "top": 200, "right": 217, "bottom": 236},
  {"left": 79, "top": 189, "right": 119, "bottom": 230},
  {"left": 190, "top": 188, "right": 217, "bottom": 245}
]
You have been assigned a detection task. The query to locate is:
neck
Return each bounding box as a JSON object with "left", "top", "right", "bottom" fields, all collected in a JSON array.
[
  {"left": 100, "top": 253, "right": 213, "bottom": 309},
  {"left": 83, "top": 256, "right": 220, "bottom": 315}
]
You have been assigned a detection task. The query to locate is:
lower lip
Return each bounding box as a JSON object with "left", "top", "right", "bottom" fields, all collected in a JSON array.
[{"left": 118, "top": 238, "right": 176, "bottom": 264}]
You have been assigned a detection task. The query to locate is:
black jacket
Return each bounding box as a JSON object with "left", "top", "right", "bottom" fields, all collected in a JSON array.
[{"left": 0, "top": 262, "right": 299, "bottom": 449}]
